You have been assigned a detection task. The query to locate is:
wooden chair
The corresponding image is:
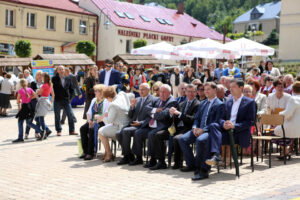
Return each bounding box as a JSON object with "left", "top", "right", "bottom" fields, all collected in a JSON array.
[{"left": 251, "top": 114, "right": 286, "bottom": 171}]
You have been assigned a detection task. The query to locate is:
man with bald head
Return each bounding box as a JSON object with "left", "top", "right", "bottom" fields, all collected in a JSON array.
[
  {"left": 52, "top": 65, "right": 77, "bottom": 136},
  {"left": 116, "top": 83, "right": 155, "bottom": 165}
]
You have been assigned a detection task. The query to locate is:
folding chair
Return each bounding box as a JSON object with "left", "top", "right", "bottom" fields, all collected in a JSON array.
[{"left": 251, "top": 114, "right": 286, "bottom": 171}]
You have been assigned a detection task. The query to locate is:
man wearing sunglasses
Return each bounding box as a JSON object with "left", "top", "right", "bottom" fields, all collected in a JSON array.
[
  {"left": 223, "top": 59, "right": 241, "bottom": 78},
  {"left": 99, "top": 59, "right": 121, "bottom": 87}
]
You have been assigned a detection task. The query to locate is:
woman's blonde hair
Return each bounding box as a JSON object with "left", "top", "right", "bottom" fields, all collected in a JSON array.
[
  {"left": 93, "top": 84, "right": 106, "bottom": 94},
  {"left": 88, "top": 65, "right": 98, "bottom": 78},
  {"left": 19, "top": 78, "right": 30, "bottom": 98},
  {"left": 103, "top": 86, "right": 117, "bottom": 99},
  {"left": 35, "top": 70, "right": 43, "bottom": 80}
]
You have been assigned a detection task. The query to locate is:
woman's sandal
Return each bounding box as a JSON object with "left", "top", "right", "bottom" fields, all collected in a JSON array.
[
  {"left": 277, "top": 153, "right": 292, "bottom": 161},
  {"left": 103, "top": 155, "right": 115, "bottom": 163}
]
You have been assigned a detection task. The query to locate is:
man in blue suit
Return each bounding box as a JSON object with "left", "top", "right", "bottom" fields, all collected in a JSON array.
[
  {"left": 178, "top": 82, "right": 225, "bottom": 180},
  {"left": 131, "top": 84, "right": 178, "bottom": 169},
  {"left": 99, "top": 59, "right": 121, "bottom": 87},
  {"left": 205, "top": 79, "right": 256, "bottom": 173}
]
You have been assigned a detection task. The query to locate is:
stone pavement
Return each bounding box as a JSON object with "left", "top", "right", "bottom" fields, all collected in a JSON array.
[{"left": 0, "top": 100, "right": 300, "bottom": 200}]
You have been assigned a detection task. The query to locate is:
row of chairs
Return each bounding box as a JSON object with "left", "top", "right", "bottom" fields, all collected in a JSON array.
[{"left": 93, "top": 114, "right": 299, "bottom": 178}]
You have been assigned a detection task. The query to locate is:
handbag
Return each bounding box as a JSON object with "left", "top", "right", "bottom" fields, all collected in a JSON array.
[{"left": 168, "top": 117, "right": 176, "bottom": 136}]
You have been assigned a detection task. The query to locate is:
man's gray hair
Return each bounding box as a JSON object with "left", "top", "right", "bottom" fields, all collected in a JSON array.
[
  {"left": 160, "top": 84, "right": 172, "bottom": 92},
  {"left": 186, "top": 84, "right": 196, "bottom": 90},
  {"left": 140, "top": 83, "right": 150, "bottom": 89}
]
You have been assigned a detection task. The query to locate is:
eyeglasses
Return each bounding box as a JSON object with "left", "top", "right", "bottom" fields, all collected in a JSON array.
[
  {"left": 243, "top": 91, "right": 252, "bottom": 94},
  {"left": 229, "top": 62, "right": 234, "bottom": 64},
  {"left": 198, "top": 88, "right": 204, "bottom": 91},
  {"left": 153, "top": 88, "right": 159, "bottom": 91},
  {"left": 248, "top": 82, "right": 254, "bottom": 85},
  {"left": 105, "top": 65, "right": 112, "bottom": 68}
]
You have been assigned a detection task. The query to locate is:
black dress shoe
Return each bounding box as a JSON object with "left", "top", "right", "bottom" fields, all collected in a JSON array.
[
  {"left": 46, "top": 130, "right": 52, "bottom": 137},
  {"left": 12, "top": 138, "right": 24, "bottom": 143},
  {"left": 129, "top": 158, "right": 143, "bottom": 166},
  {"left": 79, "top": 154, "right": 86, "bottom": 159},
  {"left": 149, "top": 161, "right": 167, "bottom": 170},
  {"left": 84, "top": 155, "right": 93, "bottom": 160},
  {"left": 205, "top": 154, "right": 222, "bottom": 166},
  {"left": 192, "top": 170, "right": 209, "bottom": 181},
  {"left": 172, "top": 163, "right": 182, "bottom": 170},
  {"left": 180, "top": 166, "right": 195, "bottom": 172},
  {"left": 117, "top": 157, "right": 130, "bottom": 165},
  {"left": 143, "top": 159, "right": 157, "bottom": 168}
]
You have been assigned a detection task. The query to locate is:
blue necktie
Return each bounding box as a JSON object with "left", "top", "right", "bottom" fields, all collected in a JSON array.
[{"left": 199, "top": 101, "right": 211, "bottom": 129}]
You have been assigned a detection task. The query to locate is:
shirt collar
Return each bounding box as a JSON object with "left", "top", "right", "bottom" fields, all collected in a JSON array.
[
  {"left": 233, "top": 95, "right": 243, "bottom": 103},
  {"left": 208, "top": 97, "right": 217, "bottom": 104}
]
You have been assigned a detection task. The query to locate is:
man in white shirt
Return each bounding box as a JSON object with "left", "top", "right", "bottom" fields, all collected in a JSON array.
[
  {"left": 24, "top": 69, "right": 34, "bottom": 84},
  {"left": 99, "top": 59, "right": 121, "bottom": 87},
  {"left": 170, "top": 67, "right": 183, "bottom": 98}
]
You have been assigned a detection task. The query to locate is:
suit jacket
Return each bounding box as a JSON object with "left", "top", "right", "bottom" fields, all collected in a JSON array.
[
  {"left": 69, "top": 73, "right": 81, "bottom": 98},
  {"left": 128, "top": 94, "right": 154, "bottom": 126},
  {"left": 255, "top": 93, "right": 267, "bottom": 115},
  {"left": 52, "top": 74, "right": 73, "bottom": 102},
  {"left": 99, "top": 69, "right": 121, "bottom": 86},
  {"left": 193, "top": 98, "right": 225, "bottom": 133},
  {"left": 174, "top": 98, "right": 200, "bottom": 131},
  {"left": 220, "top": 96, "right": 256, "bottom": 148},
  {"left": 141, "top": 96, "right": 178, "bottom": 130}
]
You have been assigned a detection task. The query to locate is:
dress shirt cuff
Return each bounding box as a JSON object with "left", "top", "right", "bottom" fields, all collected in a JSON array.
[
  {"left": 178, "top": 112, "right": 182, "bottom": 118},
  {"left": 151, "top": 108, "right": 157, "bottom": 114}
]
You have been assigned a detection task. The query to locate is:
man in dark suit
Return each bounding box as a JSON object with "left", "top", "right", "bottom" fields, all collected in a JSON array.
[
  {"left": 131, "top": 84, "right": 178, "bottom": 169},
  {"left": 178, "top": 82, "right": 224, "bottom": 180},
  {"left": 163, "top": 84, "right": 200, "bottom": 169},
  {"left": 116, "top": 83, "right": 154, "bottom": 165},
  {"left": 205, "top": 79, "right": 256, "bottom": 170},
  {"left": 52, "top": 65, "right": 77, "bottom": 136},
  {"left": 99, "top": 59, "right": 121, "bottom": 87},
  {"left": 61, "top": 67, "right": 82, "bottom": 124}
]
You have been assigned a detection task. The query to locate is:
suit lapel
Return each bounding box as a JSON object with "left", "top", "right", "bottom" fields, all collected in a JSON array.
[
  {"left": 187, "top": 98, "right": 196, "bottom": 113},
  {"left": 236, "top": 97, "right": 246, "bottom": 122},
  {"left": 227, "top": 98, "right": 233, "bottom": 120}
]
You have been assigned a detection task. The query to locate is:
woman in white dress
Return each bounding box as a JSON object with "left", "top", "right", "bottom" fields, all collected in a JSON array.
[{"left": 98, "top": 86, "right": 134, "bottom": 162}]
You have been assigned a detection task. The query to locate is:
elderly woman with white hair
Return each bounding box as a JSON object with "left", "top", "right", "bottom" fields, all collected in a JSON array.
[
  {"left": 170, "top": 67, "right": 183, "bottom": 98},
  {"left": 98, "top": 86, "right": 135, "bottom": 162},
  {"left": 284, "top": 74, "right": 294, "bottom": 95}
]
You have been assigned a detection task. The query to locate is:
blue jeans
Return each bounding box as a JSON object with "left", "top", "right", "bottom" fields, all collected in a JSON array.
[
  {"left": 54, "top": 100, "right": 74, "bottom": 133},
  {"left": 25, "top": 117, "right": 50, "bottom": 134},
  {"left": 178, "top": 130, "right": 209, "bottom": 169},
  {"left": 18, "top": 118, "right": 41, "bottom": 139}
]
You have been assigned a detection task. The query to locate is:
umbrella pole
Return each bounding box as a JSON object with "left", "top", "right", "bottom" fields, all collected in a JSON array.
[{"left": 196, "top": 57, "right": 198, "bottom": 77}]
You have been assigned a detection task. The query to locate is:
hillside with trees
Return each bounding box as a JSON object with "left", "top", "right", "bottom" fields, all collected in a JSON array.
[{"left": 122, "top": 0, "right": 275, "bottom": 34}]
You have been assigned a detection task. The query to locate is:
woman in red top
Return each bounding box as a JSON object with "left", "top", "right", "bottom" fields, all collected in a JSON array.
[
  {"left": 130, "top": 67, "right": 147, "bottom": 97},
  {"left": 35, "top": 72, "right": 55, "bottom": 140}
]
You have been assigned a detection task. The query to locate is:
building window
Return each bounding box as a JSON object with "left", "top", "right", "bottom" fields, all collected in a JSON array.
[
  {"left": 27, "top": 13, "right": 36, "bottom": 28},
  {"left": 43, "top": 46, "right": 55, "bottom": 54},
  {"left": 126, "top": 40, "right": 131, "bottom": 53},
  {"left": 124, "top": 12, "right": 134, "bottom": 20},
  {"left": 115, "top": 11, "right": 126, "bottom": 18},
  {"left": 46, "top": 15, "right": 55, "bottom": 30},
  {"left": 163, "top": 19, "right": 173, "bottom": 26},
  {"left": 156, "top": 18, "right": 166, "bottom": 25},
  {"left": 140, "top": 15, "right": 150, "bottom": 22},
  {"left": 5, "top": 9, "right": 14, "bottom": 27},
  {"left": 65, "top": 18, "right": 73, "bottom": 32},
  {"left": 79, "top": 20, "right": 87, "bottom": 34}
]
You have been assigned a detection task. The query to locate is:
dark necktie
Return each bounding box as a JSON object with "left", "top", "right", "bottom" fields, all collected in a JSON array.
[
  {"left": 149, "top": 100, "right": 164, "bottom": 126},
  {"left": 199, "top": 101, "right": 211, "bottom": 129},
  {"left": 184, "top": 101, "right": 191, "bottom": 114}
]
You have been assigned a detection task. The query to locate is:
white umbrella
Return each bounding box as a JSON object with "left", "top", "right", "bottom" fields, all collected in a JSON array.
[
  {"left": 174, "top": 38, "right": 240, "bottom": 59},
  {"left": 131, "top": 42, "right": 193, "bottom": 60},
  {"left": 223, "top": 37, "right": 275, "bottom": 56}
]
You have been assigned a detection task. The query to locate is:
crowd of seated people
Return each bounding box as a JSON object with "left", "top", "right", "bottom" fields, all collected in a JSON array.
[{"left": 15, "top": 58, "right": 295, "bottom": 181}]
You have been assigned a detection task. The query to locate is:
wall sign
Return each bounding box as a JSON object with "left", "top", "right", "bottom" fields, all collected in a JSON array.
[
  {"left": 0, "top": 43, "right": 15, "bottom": 56},
  {"left": 118, "top": 29, "right": 174, "bottom": 42}
]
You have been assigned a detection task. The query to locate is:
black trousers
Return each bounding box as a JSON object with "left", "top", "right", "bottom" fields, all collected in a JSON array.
[
  {"left": 116, "top": 126, "right": 138, "bottom": 157},
  {"left": 80, "top": 122, "right": 104, "bottom": 155},
  {"left": 152, "top": 130, "right": 169, "bottom": 161},
  {"left": 173, "top": 127, "right": 190, "bottom": 165}
]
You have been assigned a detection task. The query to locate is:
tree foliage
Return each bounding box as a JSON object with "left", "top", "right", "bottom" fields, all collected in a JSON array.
[
  {"left": 263, "top": 29, "right": 279, "bottom": 45},
  {"left": 133, "top": 39, "right": 147, "bottom": 49},
  {"left": 15, "top": 40, "right": 32, "bottom": 58},
  {"left": 76, "top": 41, "right": 96, "bottom": 57}
]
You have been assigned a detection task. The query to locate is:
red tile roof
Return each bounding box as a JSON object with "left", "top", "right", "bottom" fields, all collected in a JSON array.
[
  {"left": 0, "top": 0, "right": 95, "bottom": 15},
  {"left": 92, "top": 0, "right": 229, "bottom": 41}
]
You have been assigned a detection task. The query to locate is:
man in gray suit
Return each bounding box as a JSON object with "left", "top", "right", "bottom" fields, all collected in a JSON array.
[
  {"left": 116, "top": 83, "right": 154, "bottom": 165},
  {"left": 131, "top": 84, "right": 178, "bottom": 168},
  {"left": 61, "top": 67, "right": 82, "bottom": 124}
]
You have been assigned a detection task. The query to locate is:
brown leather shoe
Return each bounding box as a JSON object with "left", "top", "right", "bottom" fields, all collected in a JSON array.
[{"left": 69, "top": 132, "right": 78, "bottom": 135}]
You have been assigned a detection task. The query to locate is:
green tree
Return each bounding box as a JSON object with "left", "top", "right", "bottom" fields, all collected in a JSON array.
[
  {"left": 133, "top": 39, "right": 147, "bottom": 49},
  {"left": 76, "top": 41, "right": 96, "bottom": 57},
  {"left": 263, "top": 29, "right": 279, "bottom": 45},
  {"left": 15, "top": 40, "right": 32, "bottom": 57}
]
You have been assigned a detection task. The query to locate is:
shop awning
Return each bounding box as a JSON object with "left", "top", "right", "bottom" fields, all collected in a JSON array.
[
  {"left": 0, "top": 57, "right": 32, "bottom": 67},
  {"left": 33, "top": 53, "right": 95, "bottom": 66},
  {"left": 113, "top": 54, "right": 174, "bottom": 65}
]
